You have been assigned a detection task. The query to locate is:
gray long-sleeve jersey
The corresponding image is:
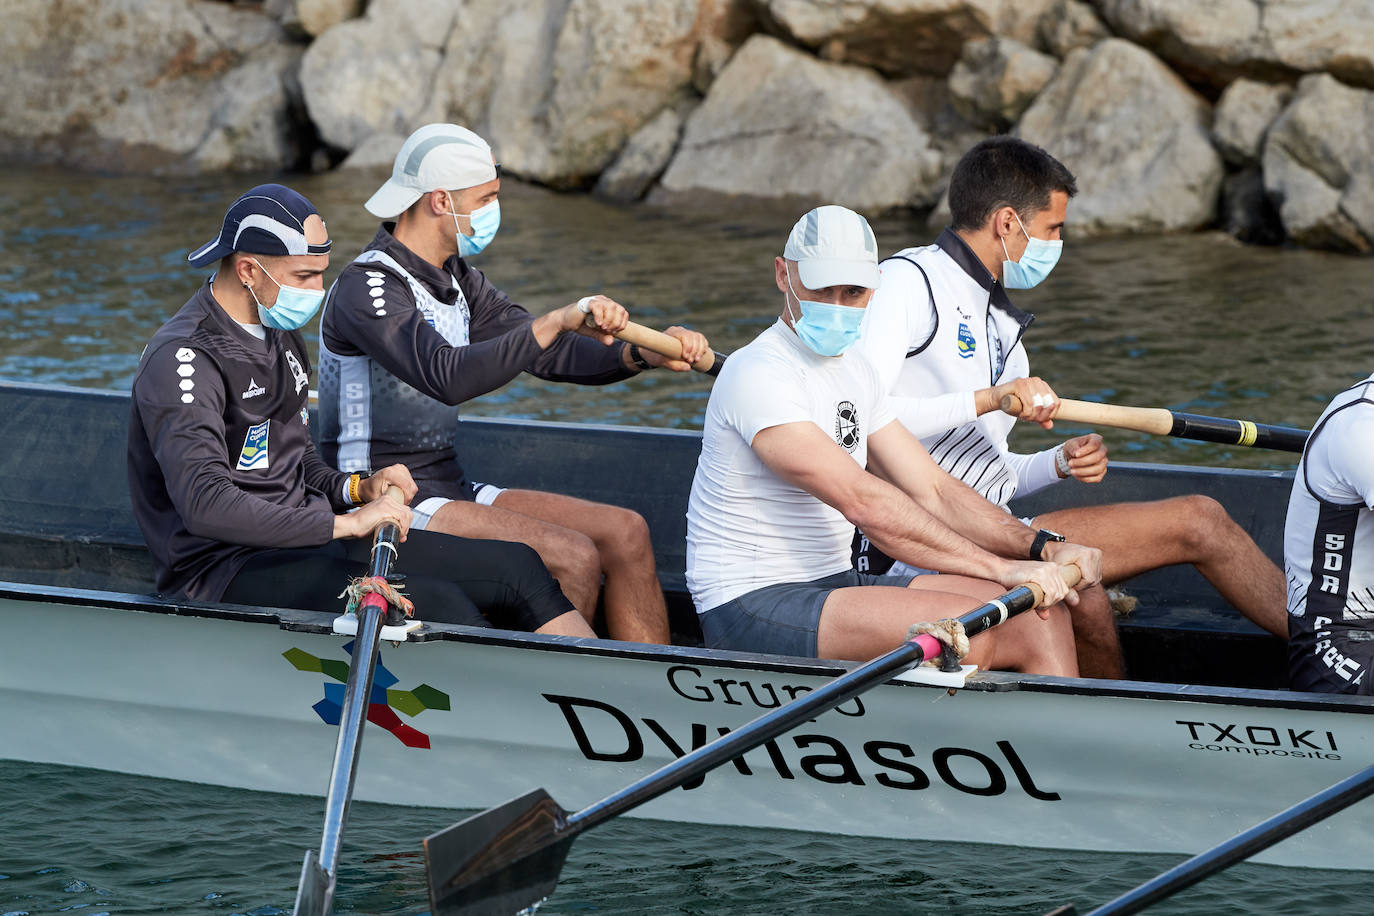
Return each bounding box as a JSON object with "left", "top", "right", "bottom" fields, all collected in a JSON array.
[
  {"left": 127, "top": 280, "right": 348, "bottom": 600},
  {"left": 317, "top": 224, "right": 634, "bottom": 485}
]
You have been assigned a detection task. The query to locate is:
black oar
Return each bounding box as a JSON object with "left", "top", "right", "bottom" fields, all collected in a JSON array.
[
  {"left": 1000, "top": 394, "right": 1309, "bottom": 453},
  {"left": 423, "top": 565, "right": 1082, "bottom": 915},
  {"left": 1046, "top": 761, "right": 1374, "bottom": 916},
  {"left": 294, "top": 487, "right": 409, "bottom": 916}
]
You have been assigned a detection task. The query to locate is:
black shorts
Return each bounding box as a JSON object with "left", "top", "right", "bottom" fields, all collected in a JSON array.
[
  {"left": 1289, "top": 629, "right": 1374, "bottom": 696},
  {"left": 220, "top": 530, "right": 573, "bottom": 633}
]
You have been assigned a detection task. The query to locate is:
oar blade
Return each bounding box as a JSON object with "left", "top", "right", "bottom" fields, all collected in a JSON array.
[
  {"left": 293, "top": 849, "right": 332, "bottom": 916},
  {"left": 425, "top": 788, "right": 576, "bottom": 916}
]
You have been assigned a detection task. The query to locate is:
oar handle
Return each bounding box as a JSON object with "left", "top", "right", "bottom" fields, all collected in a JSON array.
[
  {"left": 1000, "top": 394, "right": 1309, "bottom": 453},
  {"left": 1001, "top": 393, "right": 1175, "bottom": 435},
  {"left": 584, "top": 315, "right": 726, "bottom": 377}
]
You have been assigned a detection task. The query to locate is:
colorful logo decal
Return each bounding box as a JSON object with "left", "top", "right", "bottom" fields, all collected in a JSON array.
[
  {"left": 956, "top": 322, "right": 977, "bottom": 359},
  {"left": 236, "top": 420, "right": 270, "bottom": 471},
  {"left": 284, "top": 641, "right": 450, "bottom": 749}
]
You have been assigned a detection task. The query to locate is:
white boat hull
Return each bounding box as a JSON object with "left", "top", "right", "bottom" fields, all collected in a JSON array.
[{"left": 3, "top": 588, "right": 1373, "bottom": 870}]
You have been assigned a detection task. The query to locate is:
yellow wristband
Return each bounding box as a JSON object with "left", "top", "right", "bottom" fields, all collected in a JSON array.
[{"left": 348, "top": 473, "right": 362, "bottom": 506}]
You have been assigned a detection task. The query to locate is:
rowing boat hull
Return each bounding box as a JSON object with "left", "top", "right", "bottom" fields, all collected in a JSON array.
[{"left": 4, "top": 584, "right": 1371, "bottom": 869}]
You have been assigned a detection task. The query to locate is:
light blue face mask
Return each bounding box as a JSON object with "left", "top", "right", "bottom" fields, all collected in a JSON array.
[
  {"left": 450, "top": 198, "right": 501, "bottom": 257},
  {"left": 785, "top": 271, "right": 865, "bottom": 357},
  {"left": 248, "top": 259, "right": 326, "bottom": 331},
  {"left": 1001, "top": 211, "right": 1063, "bottom": 290}
]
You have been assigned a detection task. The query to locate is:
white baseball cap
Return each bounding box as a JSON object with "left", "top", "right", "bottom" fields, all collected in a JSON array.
[
  {"left": 364, "top": 123, "right": 500, "bottom": 218},
  {"left": 783, "top": 205, "right": 880, "bottom": 290}
]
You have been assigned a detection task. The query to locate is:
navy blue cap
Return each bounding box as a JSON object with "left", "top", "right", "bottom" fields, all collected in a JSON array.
[{"left": 187, "top": 183, "right": 332, "bottom": 268}]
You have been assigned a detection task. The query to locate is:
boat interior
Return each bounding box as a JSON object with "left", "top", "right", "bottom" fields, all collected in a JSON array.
[{"left": 0, "top": 380, "right": 1292, "bottom": 690}]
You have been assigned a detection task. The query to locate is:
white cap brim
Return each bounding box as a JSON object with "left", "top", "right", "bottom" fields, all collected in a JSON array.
[
  {"left": 365, "top": 178, "right": 424, "bottom": 219},
  {"left": 798, "top": 258, "right": 880, "bottom": 291}
]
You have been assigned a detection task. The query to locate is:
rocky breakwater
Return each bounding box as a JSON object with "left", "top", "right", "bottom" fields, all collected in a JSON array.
[{"left": 4, "top": 0, "right": 1374, "bottom": 254}]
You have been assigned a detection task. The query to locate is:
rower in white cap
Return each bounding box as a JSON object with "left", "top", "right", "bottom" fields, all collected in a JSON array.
[
  {"left": 685, "top": 205, "right": 1101, "bottom": 671},
  {"left": 317, "top": 123, "right": 711, "bottom": 645}
]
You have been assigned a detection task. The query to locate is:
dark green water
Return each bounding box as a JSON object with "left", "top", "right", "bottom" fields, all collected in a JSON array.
[
  {"left": 3, "top": 167, "right": 1374, "bottom": 913},
  {"left": 1, "top": 761, "right": 1368, "bottom": 915}
]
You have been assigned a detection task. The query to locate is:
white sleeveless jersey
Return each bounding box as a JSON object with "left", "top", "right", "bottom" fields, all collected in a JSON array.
[
  {"left": 857, "top": 230, "right": 1047, "bottom": 507},
  {"left": 1285, "top": 374, "right": 1374, "bottom": 687}
]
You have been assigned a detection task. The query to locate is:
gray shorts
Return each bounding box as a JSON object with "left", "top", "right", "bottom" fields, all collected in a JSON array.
[{"left": 699, "top": 569, "right": 917, "bottom": 658}]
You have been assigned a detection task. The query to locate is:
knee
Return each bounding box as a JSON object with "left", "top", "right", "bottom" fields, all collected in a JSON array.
[
  {"left": 598, "top": 507, "right": 654, "bottom": 562},
  {"left": 1169, "top": 494, "right": 1234, "bottom": 549},
  {"left": 560, "top": 531, "right": 602, "bottom": 585}
]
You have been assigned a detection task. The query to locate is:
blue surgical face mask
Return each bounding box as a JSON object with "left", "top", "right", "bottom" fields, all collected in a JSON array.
[
  {"left": 1000, "top": 211, "right": 1063, "bottom": 290},
  {"left": 247, "top": 258, "right": 326, "bottom": 331},
  {"left": 449, "top": 198, "right": 501, "bottom": 257},
  {"left": 784, "top": 268, "right": 865, "bottom": 357}
]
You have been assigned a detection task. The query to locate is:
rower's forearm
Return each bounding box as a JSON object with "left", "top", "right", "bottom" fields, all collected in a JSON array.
[
  {"left": 848, "top": 484, "right": 1006, "bottom": 580},
  {"left": 925, "top": 477, "right": 1036, "bottom": 559}
]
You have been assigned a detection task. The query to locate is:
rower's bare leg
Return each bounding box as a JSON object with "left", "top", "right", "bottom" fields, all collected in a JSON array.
[
  {"left": 492, "top": 489, "right": 671, "bottom": 645},
  {"left": 426, "top": 500, "right": 602, "bottom": 626},
  {"left": 1067, "top": 583, "right": 1124, "bottom": 679},
  {"left": 815, "top": 575, "right": 1078, "bottom": 676},
  {"left": 1037, "top": 496, "right": 1288, "bottom": 638},
  {"left": 535, "top": 610, "right": 597, "bottom": 638}
]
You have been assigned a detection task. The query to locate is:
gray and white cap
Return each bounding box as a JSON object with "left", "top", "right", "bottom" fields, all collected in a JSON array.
[
  {"left": 364, "top": 123, "right": 499, "bottom": 219},
  {"left": 783, "top": 205, "right": 880, "bottom": 290}
]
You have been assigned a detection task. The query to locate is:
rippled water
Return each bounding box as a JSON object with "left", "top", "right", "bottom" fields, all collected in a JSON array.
[
  {"left": 1, "top": 761, "right": 1368, "bottom": 915},
  {"left": 4, "top": 166, "right": 1374, "bottom": 913}
]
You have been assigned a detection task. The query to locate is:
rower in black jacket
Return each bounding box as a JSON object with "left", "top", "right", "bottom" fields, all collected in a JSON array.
[
  {"left": 318, "top": 123, "right": 711, "bottom": 644},
  {"left": 127, "top": 183, "right": 588, "bottom": 637}
]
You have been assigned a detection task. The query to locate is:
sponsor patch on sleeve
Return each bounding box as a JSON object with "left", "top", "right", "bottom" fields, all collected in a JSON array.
[{"left": 236, "top": 420, "right": 270, "bottom": 471}]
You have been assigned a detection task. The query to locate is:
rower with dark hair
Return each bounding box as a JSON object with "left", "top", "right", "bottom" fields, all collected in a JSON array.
[
  {"left": 317, "top": 123, "right": 711, "bottom": 645},
  {"left": 855, "top": 136, "right": 1288, "bottom": 676},
  {"left": 128, "top": 183, "right": 590, "bottom": 637}
]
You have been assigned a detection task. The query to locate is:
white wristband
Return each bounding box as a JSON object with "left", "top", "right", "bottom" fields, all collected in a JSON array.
[
  {"left": 577, "top": 296, "right": 595, "bottom": 314},
  {"left": 1055, "top": 445, "right": 1072, "bottom": 478}
]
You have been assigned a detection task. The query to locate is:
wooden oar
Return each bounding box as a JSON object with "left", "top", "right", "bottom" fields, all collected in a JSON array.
[
  {"left": 585, "top": 316, "right": 728, "bottom": 376},
  {"left": 422, "top": 564, "right": 1082, "bottom": 915},
  {"left": 1046, "top": 760, "right": 1374, "bottom": 916},
  {"left": 999, "top": 394, "right": 1309, "bottom": 453},
  {"left": 294, "top": 487, "right": 408, "bottom": 916}
]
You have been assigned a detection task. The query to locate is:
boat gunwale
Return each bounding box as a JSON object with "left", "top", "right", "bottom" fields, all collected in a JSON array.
[{"left": 7, "top": 578, "right": 1372, "bottom": 717}]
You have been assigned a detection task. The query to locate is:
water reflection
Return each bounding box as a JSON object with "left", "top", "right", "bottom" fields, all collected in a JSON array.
[{"left": 3, "top": 166, "right": 1373, "bottom": 469}]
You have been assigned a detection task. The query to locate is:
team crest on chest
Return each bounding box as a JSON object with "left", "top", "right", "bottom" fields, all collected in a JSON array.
[
  {"left": 284, "top": 350, "right": 308, "bottom": 394},
  {"left": 957, "top": 322, "right": 977, "bottom": 359},
  {"left": 237, "top": 420, "right": 270, "bottom": 471},
  {"left": 835, "top": 400, "right": 860, "bottom": 452}
]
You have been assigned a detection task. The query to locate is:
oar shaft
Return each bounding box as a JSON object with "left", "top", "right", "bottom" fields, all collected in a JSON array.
[
  {"left": 297, "top": 487, "right": 404, "bottom": 915},
  {"left": 1000, "top": 394, "right": 1308, "bottom": 453},
  {"left": 569, "top": 577, "right": 1060, "bottom": 834},
  {"left": 1086, "top": 761, "right": 1374, "bottom": 916}
]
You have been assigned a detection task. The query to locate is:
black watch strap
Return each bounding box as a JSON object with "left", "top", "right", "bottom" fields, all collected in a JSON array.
[
  {"left": 628, "top": 343, "right": 653, "bottom": 371},
  {"left": 1029, "top": 528, "right": 1065, "bottom": 560}
]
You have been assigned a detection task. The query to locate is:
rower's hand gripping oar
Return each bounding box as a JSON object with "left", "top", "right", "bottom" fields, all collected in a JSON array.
[
  {"left": 583, "top": 314, "right": 728, "bottom": 377},
  {"left": 422, "top": 564, "right": 1082, "bottom": 916},
  {"left": 1000, "top": 393, "right": 1309, "bottom": 453},
  {"left": 294, "top": 486, "right": 408, "bottom": 916}
]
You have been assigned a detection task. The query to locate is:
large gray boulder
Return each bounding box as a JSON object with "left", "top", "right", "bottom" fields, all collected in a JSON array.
[
  {"left": 1212, "top": 78, "right": 1292, "bottom": 167},
  {"left": 436, "top": 0, "right": 702, "bottom": 188},
  {"left": 1262, "top": 73, "right": 1374, "bottom": 253},
  {"left": 266, "top": 0, "right": 366, "bottom": 38},
  {"left": 595, "top": 107, "right": 686, "bottom": 202},
  {"left": 299, "top": 0, "right": 456, "bottom": 153},
  {"left": 657, "top": 35, "right": 942, "bottom": 210},
  {"left": 0, "top": 0, "right": 306, "bottom": 172},
  {"left": 1016, "top": 39, "right": 1224, "bottom": 234},
  {"left": 758, "top": 0, "right": 1056, "bottom": 77},
  {"left": 948, "top": 37, "right": 1058, "bottom": 129},
  {"left": 1036, "top": 0, "right": 1108, "bottom": 58},
  {"left": 1095, "top": 0, "right": 1374, "bottom": 90}
]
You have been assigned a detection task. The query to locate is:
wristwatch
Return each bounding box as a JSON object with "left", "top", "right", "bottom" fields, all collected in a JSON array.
[
  {"left": 1029, "top": 528, "right": 1066, "bottom": 560},
  {"left": 628, "top": 343, "right": 653, "bottom": 371}
]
